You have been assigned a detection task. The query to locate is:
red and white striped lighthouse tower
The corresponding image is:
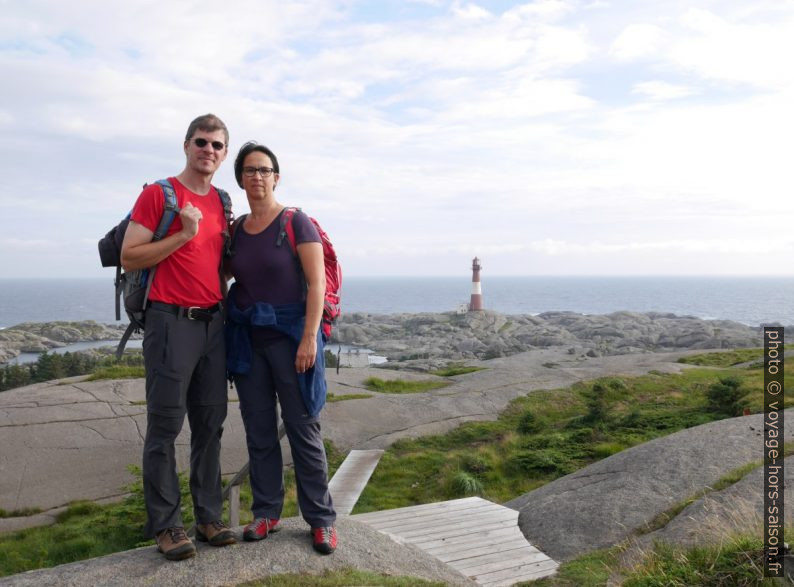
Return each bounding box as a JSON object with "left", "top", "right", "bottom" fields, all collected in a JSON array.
[{"left": 469, "top": 257, "right": 484, "bottom": 311}]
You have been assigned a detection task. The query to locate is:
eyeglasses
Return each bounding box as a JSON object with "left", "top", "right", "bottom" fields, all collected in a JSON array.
[
  {"left": 242, "top": 166, "right": 276, "bottom": 178},
  {"left": 192, "top": 138, "right": 226, "bottom": 151}
]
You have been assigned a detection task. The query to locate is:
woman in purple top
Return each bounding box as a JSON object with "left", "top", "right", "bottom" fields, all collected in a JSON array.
[{"left": 228, "top": 141, "right": 337, "bottom": 554}]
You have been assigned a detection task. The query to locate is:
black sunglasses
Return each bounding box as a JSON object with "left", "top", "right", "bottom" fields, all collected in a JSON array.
[{"left": 192, "top": 138, "right": 226, "bottom": 151}]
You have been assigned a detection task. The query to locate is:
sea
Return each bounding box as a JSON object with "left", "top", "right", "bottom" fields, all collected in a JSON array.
[{"left": 0, "top": 276, "right": 791, "bottom": 328}]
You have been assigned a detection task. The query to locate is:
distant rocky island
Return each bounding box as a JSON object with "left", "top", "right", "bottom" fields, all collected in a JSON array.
[
  {"left": 332, "top": 310, "right": 767, "bottom": 369},
  {"left": 0, "top": 311, "right": 771, "bottom": 367}
]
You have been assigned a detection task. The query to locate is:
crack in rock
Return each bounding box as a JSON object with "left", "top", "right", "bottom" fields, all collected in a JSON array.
[
  {"left": 361, "top": 413, "right": 494, "bottom": 445},
  {"left": 0, "top": 414, "right": 141, "bottom": 429}
]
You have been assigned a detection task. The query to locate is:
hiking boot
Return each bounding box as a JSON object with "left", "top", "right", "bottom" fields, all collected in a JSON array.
[
  {"left": 243, "top": 517, "right": 281, "bottom": 541},
  {"left": 156, "top": 527, "right": 196, "bottom": 561},
  {"left": 195, "top": 520, "right": 237, "bottom": 546},
  {"left": 311, "top": 526, "right": 338, "bottom": 554}
]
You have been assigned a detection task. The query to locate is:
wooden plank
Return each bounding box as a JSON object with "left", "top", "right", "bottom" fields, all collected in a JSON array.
[
  {"left": 369, "top": 506, "right": 515, "bottom": 533},
  {"left": 454, "top": 548, "right": 550, "bottom": 573},
  {"left": 397, "top": 517, "right": 518, "bottom": 541},
  {"left": 432, "top": 538, "right": 530, "bottom": 562},
  {"left": 362, "top": 502, "right": 500, "bottom": 528},
  {"left": 362, "top": 502, "right": 511, "bottom": 528},
  {"left": 415, "top": 525, "right": 518, "bottom": 550},
  {"left": 327, "top": 449, "right": 384, "bottom": 515},
  {"left": 474, "top": 558, "right": 559, "bottom": 585},
  {"left": 388, "top": 512, "right": 517, "bottom": 538},
  {"left": 352, "top": 496, "right": 484, "bottom": 521}
]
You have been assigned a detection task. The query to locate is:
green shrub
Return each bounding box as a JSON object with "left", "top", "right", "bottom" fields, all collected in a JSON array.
[
  {"left": 507, "top": 449, "right": 571, "bottom": 476},
  {"left": 706, "top": 376, "right": 750, "bottom": 416},
  {"left": 582, "top": 382, "right": 609, "bottom": 424},
  {"left": 517, "top": 411, "right": 544, "bottom": 434}
]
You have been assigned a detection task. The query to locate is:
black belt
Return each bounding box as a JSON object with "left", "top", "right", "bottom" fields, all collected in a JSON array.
[{"left": 148, "top": 301, "right": 222, "bottom": 322}]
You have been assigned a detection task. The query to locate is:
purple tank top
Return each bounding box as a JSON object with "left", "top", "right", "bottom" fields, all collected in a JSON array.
[{"left": 231, "top": 209, "right": 321, "bottom": 307}]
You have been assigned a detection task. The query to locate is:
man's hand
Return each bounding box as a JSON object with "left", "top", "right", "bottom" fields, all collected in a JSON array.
[{"left": 180, "top": 202, "right": 202, "bottom": 239}]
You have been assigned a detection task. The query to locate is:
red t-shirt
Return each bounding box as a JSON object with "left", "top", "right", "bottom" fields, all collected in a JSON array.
[{"left": 130, "top": 178, "right": 226, "bottom": 307}]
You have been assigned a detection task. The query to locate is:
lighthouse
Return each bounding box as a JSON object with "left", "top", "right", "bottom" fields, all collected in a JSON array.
[{"left": 469, "top": 257, "right": 483, "bottom": 311}]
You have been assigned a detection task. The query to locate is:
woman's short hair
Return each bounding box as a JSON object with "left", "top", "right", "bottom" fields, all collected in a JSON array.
[{"left": 234, "top": 141, "right": 280, "bottom": 188}]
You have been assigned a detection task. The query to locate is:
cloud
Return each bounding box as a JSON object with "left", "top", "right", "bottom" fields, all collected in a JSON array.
[
  {"left": 2, "top": 1, "right": 794, "bottom": 278},
  {"left": 610, "top": 23, "right": 665, "bottom": 60},
  {"left": 631, "top": 81, "right": 697, "bottom": 101}
]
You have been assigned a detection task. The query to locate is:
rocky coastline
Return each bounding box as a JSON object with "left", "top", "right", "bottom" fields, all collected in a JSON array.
[
  {"left": 332, "top": 310, "right": 769, "bottom": 370},
  {"left": 0, "top": 321, "right": 133, "bottom": 363},
  {"left": 0, "top": 310, "right": 773, "bottom": 368}
]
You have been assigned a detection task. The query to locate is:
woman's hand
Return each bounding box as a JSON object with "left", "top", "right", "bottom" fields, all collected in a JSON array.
[{"left": 295, "top": 335, "right": 317, "bottom": 373}]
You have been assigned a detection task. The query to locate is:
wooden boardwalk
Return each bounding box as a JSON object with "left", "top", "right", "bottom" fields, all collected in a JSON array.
[
  {"left": 353, "top": 497, "right": 558, "bottom": 586},
  {"left": 328, "top": 449, "right": 384, "bottom": 515}
]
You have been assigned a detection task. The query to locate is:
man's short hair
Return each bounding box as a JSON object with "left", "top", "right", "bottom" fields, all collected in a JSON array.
[
  {"left": 234, "top": 141, "right": 280, "bottom": 188},
  {"left": 185, "top": 114, "right": 229, "bottom": 146}
]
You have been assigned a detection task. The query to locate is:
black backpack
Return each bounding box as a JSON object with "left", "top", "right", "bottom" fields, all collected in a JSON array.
[{"left": 98, "top": 179, "right": 232, "bottom": 358}]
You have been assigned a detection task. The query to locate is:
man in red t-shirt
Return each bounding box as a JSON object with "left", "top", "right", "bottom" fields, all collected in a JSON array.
[{"left": 121, "top": 114, "right": 234, "bottom": 560}]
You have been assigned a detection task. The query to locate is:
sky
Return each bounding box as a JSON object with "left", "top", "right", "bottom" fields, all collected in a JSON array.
[{"left": 1, "top": 0, "right": 793, "bottom": 278}]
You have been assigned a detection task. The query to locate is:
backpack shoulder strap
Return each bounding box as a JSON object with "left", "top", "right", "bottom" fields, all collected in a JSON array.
[
  {"left": 229, "top": 213, "right": 248, "bottom": 250},
  {"left": 276, "top": 207, "right": 300, "bottom": 253},
  {"left": 214, "top": 186, "right": 233, "bottom": 225},
  {"left": 152, "top": 179, "right": 180, "bottom": 241}
]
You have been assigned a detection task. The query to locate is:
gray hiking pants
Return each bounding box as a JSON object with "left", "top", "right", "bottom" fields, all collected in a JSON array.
[
  {"left": 234, "top": 337, "right": 336, "bottom": 528},
  {"left": 141, "top": 304, "right": 228, "bottom": 538}
]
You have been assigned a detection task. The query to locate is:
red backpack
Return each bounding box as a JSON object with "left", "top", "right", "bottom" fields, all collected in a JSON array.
[{"left": 277, "top": 208, "right": 341, "bottom": 340}]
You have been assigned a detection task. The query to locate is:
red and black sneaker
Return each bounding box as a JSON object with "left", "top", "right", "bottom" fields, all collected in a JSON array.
[
  {"left": 243, "top": 517, "right": 280, "bottom": 541},
  {"left": 311, "top": 526, "right": 338, "bottom": 554}
]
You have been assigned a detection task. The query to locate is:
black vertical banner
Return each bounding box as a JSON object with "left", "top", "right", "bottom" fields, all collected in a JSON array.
[{"left": 764, "top": 326, "right": 784, "bottom": 577}]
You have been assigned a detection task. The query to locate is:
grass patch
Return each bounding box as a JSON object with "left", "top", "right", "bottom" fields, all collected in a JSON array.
[
  {"left": 0, "top": 507, "right": 42, "bottom": 519},
  {"left": 327, "top": 392, "right": 373, "bottom": 402},
  {"left": 242, "top": 567, "right": 445, "bottom": 586},
  {"left": 536, "top": 528, "right": 784, "bottom": 586},
  {"left": 530, "top": 547, "right": 618, "bottom": 586},
  {"left": 678, "top": 344, "right": 794, "bottom": 367},
  {"left": 0, "top": 467, "right": 153, "bottom": 576},
  {"left": 355, "top": 359, "right": 792, "bottom": 512},
  {"left": 363, "top": 377, "right": 449, "bottom": 394},
  {"left": 429, "top": 365, "right": 486, "bottom": 377},
  {"left": 84, "top": 365, "right": 145, "bottom": 381},
  {"left": 622, "top": 533, "right": 774, "bottom": 586}
]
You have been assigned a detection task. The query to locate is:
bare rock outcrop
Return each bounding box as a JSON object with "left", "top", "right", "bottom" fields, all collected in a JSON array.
[
  {"left": 504, "top": 411, "right": 794, "bottom": 562},
  {"left": 332, "top": 310, "right": 764, "bottom": 364}
]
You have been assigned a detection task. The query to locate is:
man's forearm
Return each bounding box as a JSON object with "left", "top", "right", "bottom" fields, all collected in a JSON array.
[{"left": 121, "top": 231, "right": 192, "bottom": 270}]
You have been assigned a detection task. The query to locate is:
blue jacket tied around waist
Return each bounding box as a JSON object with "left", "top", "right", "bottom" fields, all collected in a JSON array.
[{"left": 225, "top": 284, "right": 326, "bottom": 417}]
